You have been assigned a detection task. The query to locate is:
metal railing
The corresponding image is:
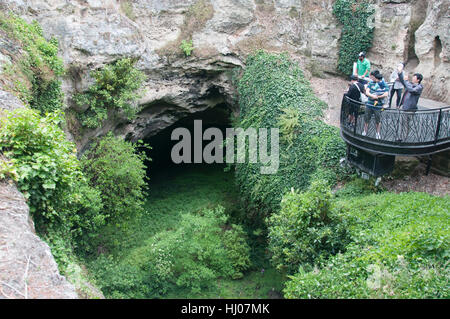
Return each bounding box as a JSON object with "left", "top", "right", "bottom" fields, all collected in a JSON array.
[{"left": 340, "top": 95, "right": 450, "bottom": 154}]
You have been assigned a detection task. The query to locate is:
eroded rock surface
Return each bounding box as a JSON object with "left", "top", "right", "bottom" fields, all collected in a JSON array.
[
  {"left": 2, "top": 0, "right": 447, "bottom": 152},
  {"left": 0, "top": 181, "right": 78, "bottom": 299}
]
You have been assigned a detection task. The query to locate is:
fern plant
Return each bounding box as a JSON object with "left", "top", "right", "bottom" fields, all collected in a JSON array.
[{"left": 180, "top": 40, "right": 194, "bottom": 57}]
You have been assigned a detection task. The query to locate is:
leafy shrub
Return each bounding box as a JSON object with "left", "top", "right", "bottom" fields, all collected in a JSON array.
[
  {"left": 89, "top": 255, "right": 151, "bottom": 299},
  {"left": 234, "top": 51, "right": 347, "bottom": 217},
  {"left": 334, "top": 177, "right": 383, "bottom": 198},
  {"left": 0, "top": 108, "right": 103, "bottom": 235},
  {"left": 0, "top": 157, "right": 18, "bottom": 180},
  {"left": 80, "top": 133, "right": 148, "bottom": 227},
  {"left": 267, "top": 180, "right": 350, "bottom": 274},
  {"left": 222, "top": 224, "right": 252, "bottom": 279},
  {"left": 333, "top": 0, "right": 375, "bottom": 75},
  {"left": 74, "top": 58, "right": 145, "bottom": 128},
  {"left": 283, "top": 192, "right": 450, "bottom": 298},
  {"left": 107, "top": 206, "right": 252, "bottom": 296},
  {"left": 0, "top": 13, "right": 64, "bottom": 113}
]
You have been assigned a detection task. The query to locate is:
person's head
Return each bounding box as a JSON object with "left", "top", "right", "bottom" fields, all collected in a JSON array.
[
  {"left": 358, "top": 52, "right": 366, "bottom": 61},
  {"left": 370, "top": 70, "right": 380, "bottom": 81},
  {"left": 412, "top": 73, "right": 423, "bottom": 84},
  {"left": 374, "top": 73, "right": 383, "bottom": 82},
  {"left": 350, "top": 74, "right": 358, "bottom": 83}
]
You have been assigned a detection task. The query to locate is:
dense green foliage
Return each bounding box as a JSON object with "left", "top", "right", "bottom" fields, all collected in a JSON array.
[
  {"left": 81, "top": 133, "right": 148, "bottom": 228},
  {"left": 333, "top": 0, "right": 375, "bottom": 75},
  {"left": 74, "top": 58, "right": 145, "bottom": 128},
  {"left": 85, "top": 167, "right": 262, "bottom": 299},
  {"left": 125, "top": 206, "right": 250, "bottom": 294},
  {"left": 83, "top": 167, "right": 282, "bottom": 298},
  {"left": 0, "top": 108, "right": 103, "bottom": 238},
  {"left": 235, "top": 51, "right": 347, "bottom": 217},
  {"left": 283, "top": 189, "right": 450, "bottom": 299},
  {"left": 267, "top": 180, "right": 350, "bottom": 274},
  {"left": 0, "top": 13, "right": 64, "bottom": 113}
]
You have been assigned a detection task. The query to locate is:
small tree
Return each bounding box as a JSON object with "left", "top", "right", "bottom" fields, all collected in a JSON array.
[
  {"left": 74, "top": 58, "right": 145, "bottom": 128},
  {"left": 267, "top": 179, "right": 349, "bottom": 274},
  {"left": 81, "top": 134, "right": 149, "bottom": 227}
]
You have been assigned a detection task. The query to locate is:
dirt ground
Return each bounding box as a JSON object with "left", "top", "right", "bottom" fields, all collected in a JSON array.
[
  {"left": 381, "top": 158, "right": 449, "bottom": 197},
  {"left": 310, "top": 76, "right": 449, "bottom": 198},
  {"left": 310, "top": 76, "right": 349, "bottom": 128}
]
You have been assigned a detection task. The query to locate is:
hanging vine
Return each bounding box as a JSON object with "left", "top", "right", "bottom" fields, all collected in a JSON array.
[{"left": 333, "top": 0, "right": 375, "bottom": 75}]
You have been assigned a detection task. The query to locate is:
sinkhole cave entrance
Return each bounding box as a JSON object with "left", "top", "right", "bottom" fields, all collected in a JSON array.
[{"left": 141, "top": 103, "right": 233, "bottom": 180}]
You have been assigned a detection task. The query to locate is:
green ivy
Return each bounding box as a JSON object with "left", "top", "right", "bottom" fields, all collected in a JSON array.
[
  {"left": 0, "top": 13, "right": 65, "bottom": 113},
  {"left": 74, "top": 58, "right": 145, "bottom": 128},
  {"left": 234, "top": 51, "right": 347, "bottom": 219},
  {"left": 333, "top": 0, "right": 375, "bottom": 75},
  {"left": 93, "top": 205, "right": 252, "bottom": 297}
]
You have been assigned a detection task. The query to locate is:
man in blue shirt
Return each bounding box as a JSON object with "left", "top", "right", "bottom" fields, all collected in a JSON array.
[{"left": 362, "top": 71, "right": 389, "bottom": 139}]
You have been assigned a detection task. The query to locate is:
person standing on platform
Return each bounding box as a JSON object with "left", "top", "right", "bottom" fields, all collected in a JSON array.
[
  {"left": 362, "top": 72, "right": 389, "bottom": 139},
  {"left": 356, "top": 52, "right": 371, "bottom": 85},
  {"left": 389, "top": 63, "right": 405, "bottom": 108},
  {"left": 344, "top": 74, "right": 366, "bottom": 127},
  {"left": 397, "top": 64, "right": 424, "bottom": 141}
]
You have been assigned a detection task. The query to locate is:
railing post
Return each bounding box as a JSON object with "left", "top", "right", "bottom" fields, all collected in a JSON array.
[
  {"left": 395, "top": 109, "right": 401, "bottom": 142},
  {"left": 434, "top": 109, "right": 442, "bottom": 144}
]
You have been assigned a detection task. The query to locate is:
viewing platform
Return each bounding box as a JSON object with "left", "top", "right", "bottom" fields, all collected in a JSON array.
[
  {"left": 340, "top": 94, "right": 450, "bottom": 176},
  {"left": 340, "top": 95, "right": 450, "bottom": 156}
]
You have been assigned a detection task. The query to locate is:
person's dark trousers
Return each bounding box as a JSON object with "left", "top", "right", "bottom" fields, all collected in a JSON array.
[
  {"left": 401, "top": 109, "right": 416, "bottom": 141},
  {"left": 389, "top": 87, "right": 403, "bottom": 108}
]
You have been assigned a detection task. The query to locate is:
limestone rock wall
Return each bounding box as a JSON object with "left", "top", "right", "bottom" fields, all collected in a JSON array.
[
  {"left": 415, "top": 0, "right": 449, "bottom": 102},
  {"left": 1, "top": 0, "right": 448, "bottom": 152},
  {"left": 0, "top": 180, "right": 78, "bottom": 299}
]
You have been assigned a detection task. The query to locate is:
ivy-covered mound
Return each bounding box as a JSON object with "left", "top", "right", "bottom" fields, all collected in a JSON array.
[
  {"left": 333, "top": 0, "right": 375, "bottom": 75},
  {"left": 234, "top": 51, "right": 347, "bottom": 217},
  {"left": 282, "top": 184, "right": 450, "bottom": 299}
]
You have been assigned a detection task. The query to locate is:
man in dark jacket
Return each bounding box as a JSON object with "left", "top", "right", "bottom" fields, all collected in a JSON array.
[
  {"left": 397, "top": 64, "right": 423, "bottom": 110},
  {"left": 397, "top": 64, "right": 424, "bottom": 140},
  {"left": 344, "top": 74, "right": 365, "bottom": 127}
]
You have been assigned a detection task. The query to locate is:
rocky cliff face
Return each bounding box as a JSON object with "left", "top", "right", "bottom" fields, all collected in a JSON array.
[
  {"left": 0, "top": 179, "right": 78, "bottom": 299},
  {"left": 1, "top": 0, "right": 448, "bottom": 153}
]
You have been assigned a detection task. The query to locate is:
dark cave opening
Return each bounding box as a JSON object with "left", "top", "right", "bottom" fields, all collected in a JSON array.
[
  {"left": 141, "top": 103, "right": 233, "bottom": 180},
  {"left": 434, "top": 36, "right": 442, "bottom": 67}
]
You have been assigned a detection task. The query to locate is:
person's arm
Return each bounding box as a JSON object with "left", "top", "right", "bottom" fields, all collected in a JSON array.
[
  {"left": 380, "top": 81, "right": 389, "bottom": 98},
  {"left": 398, "top": 72, "right": 422, "bottom": 95},
  {"left": 365, "top": 86, "right": 378, "bottom": 99}
]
